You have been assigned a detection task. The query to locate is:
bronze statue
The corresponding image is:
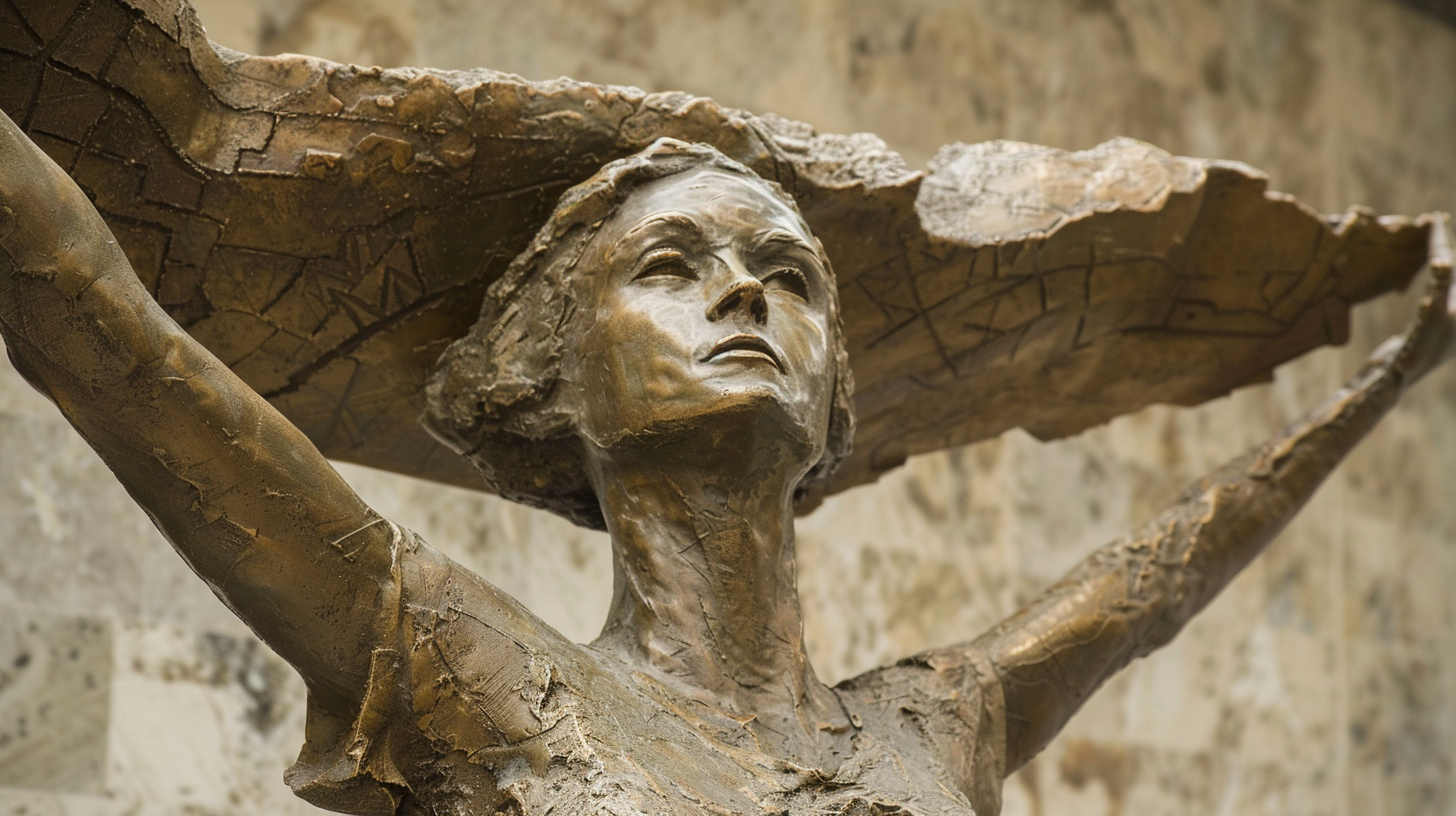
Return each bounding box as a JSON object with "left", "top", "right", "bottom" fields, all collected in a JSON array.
[{"left": 2, "top": 86, "right": 1454, "bottom": 816}]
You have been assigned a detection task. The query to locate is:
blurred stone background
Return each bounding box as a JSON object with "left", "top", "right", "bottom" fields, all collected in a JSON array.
[{"left": 1, "top": 0, "right": 1455, "bottom": 814}]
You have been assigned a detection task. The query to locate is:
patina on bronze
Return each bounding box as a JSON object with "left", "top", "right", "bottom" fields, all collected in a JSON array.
[
  {"left": 0, "top": 0, "right": 1437, "bottom": 510},
  {"left": 3, "top": 95, "right": 1455, "bottom": 814}
]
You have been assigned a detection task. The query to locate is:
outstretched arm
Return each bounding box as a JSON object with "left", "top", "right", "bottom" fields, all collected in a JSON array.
[
  {"left": 943, "top": 219, "right": 1455, "bottom": 775},
  {"left": 0, "top": 109, "right": 397, "bottom": 716}
]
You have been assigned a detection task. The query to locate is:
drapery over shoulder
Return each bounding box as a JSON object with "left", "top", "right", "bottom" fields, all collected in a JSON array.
[{"left": 286, "top": 524, "right": 592, "bottom": 815}]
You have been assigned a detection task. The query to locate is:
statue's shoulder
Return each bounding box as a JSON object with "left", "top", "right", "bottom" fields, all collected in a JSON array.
[
  {"left": 834, "top": 649, "right": 1008, "bottom": 816},
  {"left": 288, "top": 526, "right": 603, "bottom": 812},
  {"left": 381, "top": 529, "right": 591, "bottom": 745}
]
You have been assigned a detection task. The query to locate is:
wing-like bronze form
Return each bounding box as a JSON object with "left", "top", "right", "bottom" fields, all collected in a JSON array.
[{"left": 0, "top": 0, "right": 1431, "bottom": 501}]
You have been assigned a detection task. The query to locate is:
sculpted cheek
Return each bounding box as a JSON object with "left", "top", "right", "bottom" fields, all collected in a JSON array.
[
  {"left": 642, "top": 353, "right": 695, "bottom": 402},
  {"left": 578, "top": 299, "right": 707, "bottom": 443},
  {"left": 780, "top": 317, "right": 831, "bottom": 392},
  {"left": 780, "top": 322, "right": 827, "bottom": 370}
]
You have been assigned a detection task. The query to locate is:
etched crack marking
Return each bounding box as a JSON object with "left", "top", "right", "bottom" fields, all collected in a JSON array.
[
  {"left": 0, "top": 0, "right": 45, "bottom": 55},
  {"left": 260, "top": 281, "right": 476, "bottom": 401},
  {"left": 421, "top": 633, "right": 514, "bottom": 744},
  {"left": 14, "top": 2, "right": 91, "bottom": 127},
  {"left": 29, "top": 64, "right": 112, "bottom": 146},
  {"left": 322, "top": 357, "right": 366, "bottom": 449}
]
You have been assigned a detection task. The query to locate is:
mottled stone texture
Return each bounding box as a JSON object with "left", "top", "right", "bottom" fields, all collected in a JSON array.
[{"left": 0, "top": 1, "right": 1453, "bottom": 815}]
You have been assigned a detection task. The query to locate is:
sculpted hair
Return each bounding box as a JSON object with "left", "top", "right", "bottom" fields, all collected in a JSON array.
[{"left": 424, "top": 138, "right": 855, "bottom": 530}]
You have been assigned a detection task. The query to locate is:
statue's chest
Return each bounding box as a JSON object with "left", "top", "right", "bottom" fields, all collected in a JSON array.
[
  {"left": 470, "top": 688, "right": 979, "bottom": 816},
  {"left": 393, "top": 611, "right": 985, "bottom": 815}
]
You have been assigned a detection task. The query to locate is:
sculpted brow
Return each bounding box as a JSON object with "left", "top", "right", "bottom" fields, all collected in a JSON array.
[
  {"left": 752, "top": 228, "right": 817, "bottom": 256},
  {"left": 625, "top": 213, "right": 703, "bottom": 241},
  {"left": 610, "top": 213, "right": 706, "bottom": 261}
]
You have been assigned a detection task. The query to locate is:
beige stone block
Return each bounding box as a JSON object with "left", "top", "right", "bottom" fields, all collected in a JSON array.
[
  {"left": 0, "top": 357, "right": 64, "bottom": 423},
  {"left": 798, "top": 443, "right": 1018, "bottom": 681},
  {"left": 0, "top": 608, "right": 111, "bottom": 795},
  {"left": 0, "top": 389, "right": 249, "bottom": 637},
  {"left": 251, "top": 0, "right": 419, "bottom": 67},
  {"left": 1344, "top": 637, "right": 1454, "bottom": 814},
  {"left": 0, "top": 790, "right": 118, "bottom": 816},
  {"left": 102, "top": 622, "right": 319, "bottom": 815}
]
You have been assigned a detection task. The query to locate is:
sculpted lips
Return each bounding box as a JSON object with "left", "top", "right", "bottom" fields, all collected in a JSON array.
[{"left": 701, "top": 333, "right": 784, "bottom": 372}]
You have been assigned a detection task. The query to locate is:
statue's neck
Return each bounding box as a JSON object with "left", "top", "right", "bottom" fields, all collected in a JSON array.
[{"left": 588, "top": 459, "right": 848, "bottom": 759}]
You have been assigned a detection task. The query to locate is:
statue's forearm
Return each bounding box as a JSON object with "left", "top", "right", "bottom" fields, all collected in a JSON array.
[
  {"left": 934, "top": 220, "right": 1456, "bottom": 776},
  {"left": 1091, "top": 340, "right": 1400, "bottom": 647},
  {"left": 966, "top": 270, "right": 1450, "bottom": 773},
  {"left": 0, "top": 109, "right": 155, "bottom": 381}
]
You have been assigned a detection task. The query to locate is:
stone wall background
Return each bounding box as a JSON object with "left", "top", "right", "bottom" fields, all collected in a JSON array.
[{"left": 1, "top": 1, "right": 1455, "bottom": 814}]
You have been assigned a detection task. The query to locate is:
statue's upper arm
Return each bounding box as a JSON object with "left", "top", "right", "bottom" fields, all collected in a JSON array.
[
  {"left": 36, "top": 318, "right": 401, "bottom": 709},
  {"left": 0, "top": 108, "right": 401, "bottom": 709}
]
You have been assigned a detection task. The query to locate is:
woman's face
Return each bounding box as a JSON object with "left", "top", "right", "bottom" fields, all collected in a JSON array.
[{"left": 567, "top": 167, "right": 836, "bottom": 470}]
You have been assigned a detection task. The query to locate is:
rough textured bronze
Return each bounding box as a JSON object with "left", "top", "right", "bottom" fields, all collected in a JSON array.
[
  {"left": 0, "top": 0, "right": 1434, "bottom": 505},
  {"left": 3, "top": 97, "right": 1455, "bottom": 814},
  {"left": 4, "top": 2, "right": 1456, "bottom": 814}
]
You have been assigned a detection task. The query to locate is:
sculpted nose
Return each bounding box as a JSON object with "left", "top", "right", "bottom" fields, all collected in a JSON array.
[{"left": 707, "top": 274, "right": 768, "bottom": 324}]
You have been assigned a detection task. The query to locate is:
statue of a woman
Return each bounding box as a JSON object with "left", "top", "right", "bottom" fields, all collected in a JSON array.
[{"left": 0, "top": 108, "right": 1451, "bottom": 816}]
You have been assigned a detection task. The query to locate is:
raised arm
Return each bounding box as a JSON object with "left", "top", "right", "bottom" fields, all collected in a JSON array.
[
  {"left": 924, "top": 218, "right": 1455, "bottom": 776},
  {"left": 0, "top": 109, "right": 399, "bottom": 715}
]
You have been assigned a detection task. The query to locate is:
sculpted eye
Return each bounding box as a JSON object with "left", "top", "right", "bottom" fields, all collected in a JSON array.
[
  {"left": 632, "top": 249, "right": 697, "bottom": 282},
  {"left": 762, "top": 266, "right": 809, "bottom": 301}
]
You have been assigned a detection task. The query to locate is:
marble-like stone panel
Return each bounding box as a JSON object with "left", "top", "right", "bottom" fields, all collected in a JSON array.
[
  {"left": 92, "top": 622, "right": 312, "bottom": 815},
  {"left": 0, "top": 398, "right": 250, "bottom": 638},
  {"left": 0, "top": 608, "right": 111, "bottom": 795}
]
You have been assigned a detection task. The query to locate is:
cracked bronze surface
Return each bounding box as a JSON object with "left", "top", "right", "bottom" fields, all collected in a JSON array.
[
  {"left": 3, "top": 103, "right": 1452, "bottom": 809},
  {"left": 0, "top": 0, "right": 1434, "bottom": 503},
  {"left": 3, "top": 2, "right": 1455, "bottom": 814}
]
